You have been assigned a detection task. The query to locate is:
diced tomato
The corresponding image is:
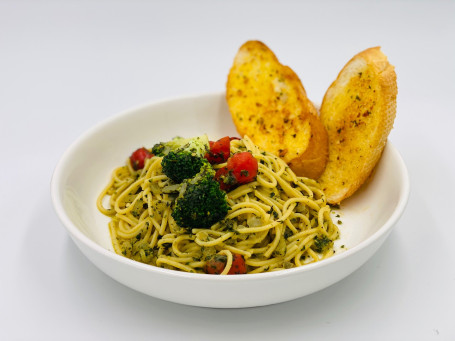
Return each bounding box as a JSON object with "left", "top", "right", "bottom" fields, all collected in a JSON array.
[
  {"left": 228, "top": 253, "right": 247, "bottom": 274},
  {"left": 130, "top": 147, "right": 153, "bottom": 170},
  {"left": 205, "top": 136, "right": 231, "bottom": 164},
  {"left": 229, "top": 136, "right": 240, "bottom": 141},
  {"left": 214, "top": 166, "right": 236, "bottom": 191},
  {"left": 204, "top": 255, "right": 226, "bottom": 275},
  {"left": 226, "top": 152, "right": 258, "bottom": 184},
  {"left": 214, "top": 151, "right": 258, "bottom": 191},
  {"left": 204, "top": 254, "right": 246, "bottom": 275}
]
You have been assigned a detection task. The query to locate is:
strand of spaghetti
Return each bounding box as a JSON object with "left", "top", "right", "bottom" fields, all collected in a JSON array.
[
  {"left": 227, "top": 182, "right": 258, "bottom": 199},
  {"left": 217, "top": 243, "right": 252, "bottom": 258},
  {"left": 245, "top": 257, "right": 281, "bottom": 267},
  {"left": 235, "top": 230, "right": 269, "bottom": 247},
  {"left": 109, "top": 221, "right": 122, "bottom": 254},
  {"left": 247, "top": 246, "right": 268, "bottom": 254},
  {"left": 256, "top": 167, "right": 278, "bottom": 188},
  {"left": 141, "top": 220, "right": 153, "bottom": 242},
  {"left": 143, "top": 157, "right": 162, "bottom": 179},
  {"left": 294, "top": 180, "right": 314, "bottom": 198},
  {"left": 291, "top": 212, "right": 311, "bottom": 227},
  {"left": 147, "top": 216, "right": 162, "bottom": 234},
  {"left": 236, "top": 220, "right": 280, "bottom": 234},
  {"left": 171, "top": 235, "right": 195, "bottom": 257},
  {"left": 254, "top": 190, "right": 284, "bottom": 216},
  {"left": 116, "top": 214, "right": 138, "bottom": 230},
  {"left": 138, "top": 157, "right": 152, "bottom": 178},
  {"left": 226, "top": 207, "right": 264, "bottom": 221},
  {"left": 149, "top": 229, "right": 160, "bottom": 248},
  {"left": 294, "top": 251, "right": 306, "bottom": 267},
  {"left": 287, "top": 228, "right": 319, "bottom": 243},
  {"left": 158, "top": 205, "right": 170, "bottom": 235},
  {"left": 155, "top": 257, "right": 195, "bottom": 273},
  {"left": 306, "top": 248, "right": 320, "bottom": 263},
  {"left": 188, "top": 261, "right": 205, "bottom": 268},
  {"left": 235, "top": 203, "right": 295, "bottom": 234},
  {"left": 195, "top": 231, "right": 234, "bottom": 247},
  {"left": 270, "top": 157, "right": 288, "bottom": 177},
  {"left": 157, "top": 235, "right": 176, "bottom": 247},
  {"left": 181, "top": 242, "right": 202, "bottom": 254},
  {"left": 283, "top": 218, "right": 299, "bottom": 234},
  {"left": 124, "top": 157, "right": 134, "bottom": 173},
  {"left": 281, "top": 168, "right": 298, "bottom": 184},
  {"left": 259, "top": 166, "right": 303, "bottom": 199},
  {"left": 284, "top": 233, "right": 317, "bottom": 262},
  {"left": 108, "top": 181, "right": 131, "bottom": 209},
  {"left": 295, "top": 233, "right": 318, "bottom": 254},
  {"left": 96, "top": 177, "right": 116, "bottom": 215},
  {"left": 263, "top": 225, "right": 282, "bottom": 258},
  {"left": 217, "top": 250, "right": 233, "bottom": 275},
  {"left": 229, "top": 201, "right": 271, "bottom": 213},
  {"left": 145, "top": 190, "right": 154, "bottom": 217},
  {"left": 248, "top": 261, "right": 282, "bottom": 274},
  {"left": 161, "top": 255, "right": 194, "bottom": 263},
  {"left": 282, "top": 196, "right": 321, "bottom": 213},
  {"left": 229, "top": 202, "right": 270, "bottom": 221},
  {"left": 149, "top": 175, "right": 168, "bottom": 183},
  {"left": 114, "top": 165, "right": 134, "bottom": 181},
  {"left": 116, "top": 219, "right": 149, "bottom": 239},
  {"left": 310, "top": 186, "right": 326, "bottom": 200},
  {"left": 317, "top": 206, "right": 331, "bottom": 236},
  {"left": 249, "top": 199, "right": 273, "bottom": 213},
  {"left": 114, "top": 178, "right": 146, "bottom": 214},
  {"left": 322, "top": 249, "right": 335, "bottom": 260},
  {"left": 192, "top": 228, "right": 225, "bottom": 236}
]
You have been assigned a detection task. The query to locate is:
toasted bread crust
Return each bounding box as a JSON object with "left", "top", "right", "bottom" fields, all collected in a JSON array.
[
  {"left": 226, "top": 41, "right": 328, "bottom": 179},
  {"left": 318, "top": 47, "right": 397, "bottom": 204}
]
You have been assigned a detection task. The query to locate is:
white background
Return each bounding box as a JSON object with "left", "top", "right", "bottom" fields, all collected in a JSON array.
[{"left": 1, "top": 0, "right": 454, "bottom": 340}]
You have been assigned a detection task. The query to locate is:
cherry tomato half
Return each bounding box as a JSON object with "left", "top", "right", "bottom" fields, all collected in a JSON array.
[
  {"left": 205, "top": 136, "right": 231, "bottom": 164},
  {"left": 226, "top": 152, "right": 258, "bottom": 184},
  {"left": 204, "top": 254, "right": 247, "bottom": 275},
  {"left": 130, "top": 147, "right": 153, "bottom": 170}
]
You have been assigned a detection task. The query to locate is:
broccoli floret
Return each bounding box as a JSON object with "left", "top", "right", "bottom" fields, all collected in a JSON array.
[
  {"left": 152, "top": 135, "right": 209, "bottom": 157},
  {"left": 162, "top": 151, "right": 209, "bottom": 183},
  {"left": 312, "top": 235, "right": 333, "bottom": 253},
  {"left": 160, "top": 135, "right": 210, "bottom": 183},
  {"left": 172, "top": 163, "right": 229, "bottom": 229}
]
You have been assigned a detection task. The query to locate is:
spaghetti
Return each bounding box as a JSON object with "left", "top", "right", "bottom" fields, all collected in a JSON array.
[{"left": 97, "top": 136, "right": 339, "bottom": 274}]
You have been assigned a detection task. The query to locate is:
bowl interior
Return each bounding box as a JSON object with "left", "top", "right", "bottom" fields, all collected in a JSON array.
[{"left": 53, "top": 92, "right": 409, "bottom": 276}]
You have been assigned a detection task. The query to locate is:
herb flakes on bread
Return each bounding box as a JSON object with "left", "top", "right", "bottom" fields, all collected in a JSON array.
[
  {"left": 318, "top": 47, "right": 397, "bottom": 204},
  {"left": 226, "top": 40, "right": 329, "bottom": 179}
]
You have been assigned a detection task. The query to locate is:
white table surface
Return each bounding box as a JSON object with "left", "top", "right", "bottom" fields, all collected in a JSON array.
[{"left": 2, "top": 1, "right": 454, "bottom": 340}]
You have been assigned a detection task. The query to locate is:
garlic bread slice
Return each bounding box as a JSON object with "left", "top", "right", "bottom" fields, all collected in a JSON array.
[
  {"left": 226, "top": 41, "right": 328, "bottom": 179},
  {"left": 318, "top": 47, "right": 397, "bottom": 204}
]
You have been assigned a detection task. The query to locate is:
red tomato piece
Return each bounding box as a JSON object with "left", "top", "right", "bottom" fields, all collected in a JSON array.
[
  {"left": 226, "top": 152, "right": 258, "bottom": 184},
  {"left": 214, "top": 166, "right": 237, "bottom": 191},
  {"left": 204, "top": 255, "right": 226, "bottom": 275},
  {"left": 205, "top": 136, "right": 231, "bottom": 164},
  {"left": 130, "top": 147, "right": 153, "bottom": 170},
  {"left": 228, "top": 254, "right": 247, "bottom": 275},
  {"left": 204, "top": 254, "right": 246, "bottom": 275}
]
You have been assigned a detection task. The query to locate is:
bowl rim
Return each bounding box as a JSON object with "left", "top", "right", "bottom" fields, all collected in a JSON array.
[{"left": 50, "top": 91, "right": 410, "bottom": 282}]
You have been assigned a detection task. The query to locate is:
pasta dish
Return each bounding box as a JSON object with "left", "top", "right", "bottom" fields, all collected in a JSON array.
[{"left": 97, "top": 135, "right": 339, "bottom": 274}]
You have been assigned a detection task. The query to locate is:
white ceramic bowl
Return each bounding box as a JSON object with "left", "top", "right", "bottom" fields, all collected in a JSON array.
[{"left": 51, "top": 92, "right": 410, "bottom": 308}]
